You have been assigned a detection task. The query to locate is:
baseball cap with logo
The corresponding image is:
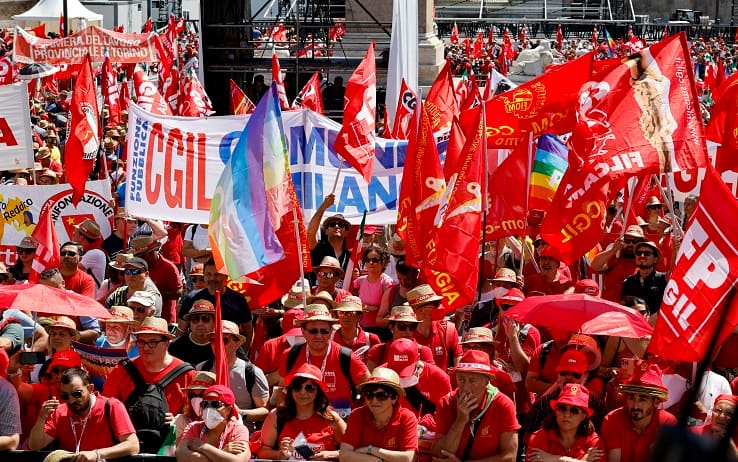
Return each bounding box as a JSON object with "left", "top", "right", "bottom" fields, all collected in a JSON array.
[
  {"left": 574, "top": 279, "right": 600, "bottom": 296},
  {"left": 385, "top": 338, "right": 420, "bottom": 377},
  {"left": 48, "top": 349, "right": 83, "bottom": 370},
  {"left": 556, "top": 349, "right": 589, "bottom": 375}
]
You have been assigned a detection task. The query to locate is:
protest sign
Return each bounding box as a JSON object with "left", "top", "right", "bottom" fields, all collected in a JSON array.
[{"left": 0, "top": 84, "right": 34, "bottom": 171}]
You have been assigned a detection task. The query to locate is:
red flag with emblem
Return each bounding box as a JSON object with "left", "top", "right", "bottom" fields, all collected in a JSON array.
[
  {"left": 423, "top": 104, "right": 484, "bottom": 312},
  {"left": 450, "top": 23, "right": 459, "bottom": 44},
  {"left": 102, "top": 57, "right": 121, "bottom": 127},
  {"left": 444, "top": 117, "right": 465, "bottom": 177},
  {"left": 179, "top": 70, "right": 212, "bottom": 117},
  {"left": 133, "top": 65, "right": 173, "bottom": 115},
  {"left": 0, "top": 57, "right": 13, "bottom": 85},
  {"left": 119, "top": 77, "right": 131, "bottom": 115},
  {"left": 143, "top": 18, "right": 152, "bottom": 33},
  {"left": 28, "top": 203, "right": 60, "bottom": 284},
  {"left": 271, "top": 53, "right": 290, "bottom": 110},
  {"left": 391, "top": 78, "right": 417, "bottom": 140},
  {"left": 291, "top": 71, "right": 324, "bottom": 114},
  {"left": 334, "top": 42, "right": 377, "bottom": 183},
  {"left": 65, "top": 54, "right": 99, "bottom": 205},
  {"left": 329, "top": 21, "right": 346, "bottom": 42},
  {"left": 425, "top": 60, "right": 458, "bottom": 132},
  {"left": 396, "top": 103, "right": 445, "bottom": 267},
  {"left": 706, "top": 71, "right": 738, "bottom": 172},
  {"left": 229, "top": 78, "right": 255, "bottom": 115},
  {"left": 473, "top": 32, "right": 484, "bottom": 59},
  {"left": 648, "top": 165, "right": 738, "bottom": 361}
]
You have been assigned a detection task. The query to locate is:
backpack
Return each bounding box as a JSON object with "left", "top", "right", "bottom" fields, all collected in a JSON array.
[
  {"left": 122, "top": 359, "right": 193, "bottom": 454},
  {"left": 202, "top": 357, "right": 256, "bottom": 402},
  {"left": 286, "top": 344, "right": 356, "bottom": 399}
]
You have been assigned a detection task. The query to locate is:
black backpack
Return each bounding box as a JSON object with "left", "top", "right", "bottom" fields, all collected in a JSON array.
[
  {"left": 122, "top": 359, "right": 193, "bottom": 453},
  {"left": 285, "top": 344, "right": 356, "bottom": 399}
]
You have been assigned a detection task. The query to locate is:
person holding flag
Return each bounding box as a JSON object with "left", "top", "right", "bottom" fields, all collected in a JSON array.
[{"left": 307, "top": 194, "right": 352, "bottom": 285}]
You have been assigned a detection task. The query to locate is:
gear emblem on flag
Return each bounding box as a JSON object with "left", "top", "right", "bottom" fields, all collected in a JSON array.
[{"left": 500, "top": 83, "right": 546, "bottom": 119}]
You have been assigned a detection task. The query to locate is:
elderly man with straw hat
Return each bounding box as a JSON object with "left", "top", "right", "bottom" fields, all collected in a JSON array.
[{"left": 95, "top": 306, "right": 138, "bottom": 354}]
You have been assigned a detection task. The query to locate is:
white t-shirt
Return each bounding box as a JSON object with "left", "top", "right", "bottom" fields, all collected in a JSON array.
[{"left": 81, "top": 248, "right": 107, "bottom": 292}]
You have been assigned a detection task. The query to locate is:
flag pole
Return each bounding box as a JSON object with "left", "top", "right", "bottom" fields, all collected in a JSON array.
[
  {"left": 476, "top": 98, "right": 490, "bottom": 304},
  {"left": 656, "top": 173, "right": 684, "bottom": 239},
  {"left": 620, "top": 176, "right": 639, "bottom": 239},
  {"left": 292, "top": 207, "right": 308, "bottom": 306},
  {"left": 330, "top": 159, "right": 344, "bottom": 194}
]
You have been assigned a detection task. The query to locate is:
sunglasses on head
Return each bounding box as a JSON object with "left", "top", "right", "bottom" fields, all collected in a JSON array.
[
  {"left": 124, "top": 268, "right": 145, "bottom": 276},
  {"left": 317, "top": 271, "right": 336, "bottom": 279},
  {"left": 305, "top": 327, "right": 331, "bottom": 336},
  {"left": 326, "top": 221, "right": 347, "bottom": 229},
  {"left": 558, "top": 371, "right": 583, "bottom": 379},
  {"left": 364, "top": 257, "right": 382, "bottom": 264},
  {"left": 364, "top": 389, "right": 391, "bottom": 401},
  {"left": 635, "top": 250, "right": 654, "bottom": 257},
  {"left": 60, "top": 250, "right": 78, "bottom": 257},
  {"left": 60, "top": 390, "right": 84, "bottom": 401},
  {"left": 17, "top": 247, "right": 35, "bottom": 254},
  {"left": 555, "top": 404, "right": 584, "bottom": 415},
  {"left": 392, "top": 323, "right": 417, "bottom": 332},
  {"left": 200, "top": 400, "right": 226, "bottom": 409},
  {"left": 189, "top": 314, "right": 213, "bottom": 323},
  {"left": 290, "top": 383, "right": 318, "bottom": 393}
]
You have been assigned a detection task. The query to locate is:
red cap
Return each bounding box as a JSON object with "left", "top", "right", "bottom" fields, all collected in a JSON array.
[
  {"left": 556, "top": 349, "right": 588, "bottom": 374},
  {"left": 204, "top": 384, "right": 236, "bottom": 406},
  {"left": 574, "top": 279, "right": 600, "bottom": 296},
  {"left": 285, "top": 363, "right": 327, "bottom": 392},
  {"left": 550, "top": 383, "right": 593, "bottom": 416},
  {"left": 715, "top": 394, "right": 738, "bottom": 407},
  {"left": 621, "top": 361, "right": 668, "bottom": 400},
  {"left": 48, "top": 349, "right": 82, "bottom": 370},
  {"left": 498, "top": 288, "right": 525, "bottom": 305},
  {"left": 538, "top": 245, "right": 562, "bottom": 261},
  {"left": 386, "top": 338, "right": 420, "bottom": 378}
]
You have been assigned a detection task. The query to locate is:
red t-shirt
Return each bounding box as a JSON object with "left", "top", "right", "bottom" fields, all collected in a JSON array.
[
  {"left": 366, "top": 341, "right": 434, "bottom": 367},
  {"left": 147, "top": 255, "right": 183, "bottom": 321},
  {"left": 494, "top": 324, "right": 540, "bottom": 413},
  {"left": 435, "top": 389, "right": 520, "bottom": 460},
  {"left": 601, "top": 407, "right": 677, "bottom": 462},
  {"left": 181, "top": 420, "right": 250, "bottom": 448},
  {"left": 399, "top": 362, "right": 452, "bottom": 414},
  {"left": 528, "top": 342, "right": 562, "bottom": 385},
  {"left": 332, "top": 327, "right": 380, "bottom": 363},
  {"left": 278, "top": 341, "right": 368, "bottom": 418},
  {"left": 63, "top": 270, "right": 96, "bottom": 298},
  {"left": 597, "top": 256, "right": 637, "bottom": 303},
  {"left": 253, "top": 336, "right": 292, "bottom": 375},
  {"left": 161, "top": 226, "right": 184, "bottom": 265},
  {"left": 44, "top": 393, "right": 136, "bottom": 451},
  {"left": 413, "top": 320, "right": 462, "bottom": 371},
  {"left": 342, "top": 404, "right": 418, "bottom": 451},
  {"left": 527, "top": 427, "right": 606, "bottom": 459},
  {"left": 523, "top": 272, "right": 574, "bottom": 296},
  {"left": 103, "top": 357, "right": 195, "bottom": 415},
  {"left": 278, "top": 413, "right": 340, "bottom": 456}
]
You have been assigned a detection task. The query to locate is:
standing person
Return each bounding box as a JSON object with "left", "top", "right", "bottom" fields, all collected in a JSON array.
[
  {"left": 72, "top": 218, "right": 108, "bottom": 291},
  {"left": 621, "top": 241, "right": 667, "bottom": 314},
  {"left": 307, "top": 195, "right": 351, "bottom": 281},
  {"left": 377, "top": 258, "right": 420, "bottom": 331},
  {"left": 130, "top": 235, "right": 183, "bottom": 326},
  {"left": 169, "top": 300, "right": 216, "bottom": 367},
  {"left": 407, "top": 284, "right": 462, "bottom": 371},
  {"left": 105, "top": 257, "right": 164, "bottom": 316},
  {"left": 59, "top": 242, "right": 96, "bottom": 299},
  {"left": 102, "top": 209, "right": 137, "bottom": 257},
  {"left": 524, "top": 245, "right": 575, "bottom": 296},
  {"left": 589, "top": 225, "right": 645, "bottom": 302},
  {"left": 365, "top": 305, "right": 434, "bottom": 371},
  {"left": 181, "top": 223, "right": 212, "bottom": 277},
  {"left": 352, "top": 246, "right": 394, "bottom": 337},
  {"left": 312, "top": 256, "right": 351, "bottom": 302}
]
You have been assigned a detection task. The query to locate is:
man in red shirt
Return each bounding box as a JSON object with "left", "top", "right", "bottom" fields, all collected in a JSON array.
[
  {"left": 432, "top": 350, "right": 520, "bottom": 461},
  {"left": 589, "top": 225, "right": 644, "bottom": 302},
  {"left": 28, "top": 367, "right": 139, "bottom": 459},
  {"left": 523, "top": 245, "right": 574, "bottom": 296},
  {"left": 332, "top": 295, "right": 380, "bottom": 363},
  {"left": 130, "top": 235, "right": 183, "bottom": 325},
  {"left": 601, "top": 361, "right": 677, "bottom": 462},
  {"left": 253, "top": 307, "right": 304, "bottom": 387},
  {"left": 407, "top": 284, "right": 462, "bottom": 371},
  {"left": 59, "top": 242, "right": 96, "bottom": 299},
  {"left": 366, "top": 305, "right": 434, "bottom": 370}
]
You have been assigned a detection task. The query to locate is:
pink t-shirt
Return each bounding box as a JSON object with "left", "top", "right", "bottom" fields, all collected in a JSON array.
[
  {"left": 353, "top": 273, "right": 393, "bottom": 328},
  {"left": 181, "top": 420, "right": 250, "bottom": 449}
]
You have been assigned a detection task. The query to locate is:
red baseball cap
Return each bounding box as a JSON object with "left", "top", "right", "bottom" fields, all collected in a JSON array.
[
  {"left": 556, "top": 349, "right": 588, "bottom": 374},
  {"left": 386, "top": 338, "right": 420, "bottom": 378},
  {"left": 48, "top": 349, "right": 82, "bottom": 370},
  {"left": 574, "top": 279, "right": 600, "bottom": 296},
  {"left": 204, "top": 384, "right": 236, "bottom": 406}
]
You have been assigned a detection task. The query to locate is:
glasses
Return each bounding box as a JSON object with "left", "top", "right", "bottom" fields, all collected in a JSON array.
[
  {"left": 558, "top": 371, "right": 583, "bottom": 379},
  {"left": 132, "top": 306, "right": 150, "bottom": 314},
  {"left": 623, "top": 238, "right": 640, "bottom": 244},
  {"left": 189, "top": 314, "right": 213, "bottom": 323},
  {"left": 713, "top": 408, "right": 735, "bottom": 418},
  {"left": 60, "top": 390, "right": 85, "bottom": 401},
  {"left": 364, "top": 390, "right": 391, "bottom": 401},
  {"left": 337, "top": 311, "right": 360, "bottom": 317},
  {"left": 392, "top": 323, "right": 417, "bottom": 332},
  {"left": 364, "top": 257, "right": 382, "bottom": 264},
  {"left": 317, "top": 271, "right": 336, "bottom": 279},
  {"left": 60, "top": 251, "right": 78, "bottom": 257},
  {"left": 222, "top": 336, "right": 240, "bottom": 344},
  {"left": 200, "top": 400, "right": 226, "bottom": 409},
  {"left": 305, "top": 328, "right": 331, "bottom": 336},
  {"left": 191, "top": 276, "right": 204, "bottom": 283},
  {"left": 16, "top": 247, "right": 35, "bottom": 254},
  {"left": 646, "top": 204, "right": 663, "bottom": 209},
  {"left": 124, "top": 268, "right": 145, "bottom": 276},
  {"left": 635, "top": 251, "right": 654, "bottom": 257},
  {"left": 187, "top": 392, "right": 204, "bottom": 399},
  {"left": 555, "top": 405, "right": 583, "bottom": 415},
  {"left": 290, "top": 383, "right": 318, "bottom": 393},
  {"left": 326, "top": 221, "right": 347, "bottom": 229},
  {"left": 136, "top": 339, "right": 168, "bottom": 349}
]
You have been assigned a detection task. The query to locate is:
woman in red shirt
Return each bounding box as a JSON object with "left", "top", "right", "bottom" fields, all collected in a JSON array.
[{"left": 527, "top": 383, "right": 606, "bottom": 462}]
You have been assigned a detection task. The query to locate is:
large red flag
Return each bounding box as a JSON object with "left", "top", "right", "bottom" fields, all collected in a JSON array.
[
  {"left": 423, "top": 105, "right": 484, "bottom": 313},
  {"left": 396, "top": 103, "right": 445, "bottom": 267},
  {"left": 450, "top": 23, "right": 459, "bottom": 44},
  {"left": 443, "top": 117, "right": 466, "bottom": 178},
  {"left": 291, "top": 71, "right": 324, "bottom": 114},
  {"left": 556, "top": 25, "right": 563, "bottom": 49},
  {"left": 334, "top": 42, "right": 377, "bottom": 183},
  {"left": 101, "top": 57, "right": 121, "bottom": 127},
  {"left": 706, "top": 71, "right": 738, "bottom": 172},
  {"left": 648, "top": 165, "right": 738, "bottom": 361},
  {"left": 30, "top": 24, "right": 45, "bottom": 38},
  {"left": 623, "top": 175, "right": 657, "bottom": 226},
  {"left": 133, "top": 65, "right": 173, "bottom": 115},
  {"left": 213, "top": 291, "right": 230, "bottom": 387},
  {"left": 271, "top": 53, "right": 290, "bottom": 110},
  {"left": 229, "top": 79, "right": 255, "bottom": 115},
  {"left": 715, "top": 57, "right": 726, "bottom": 99},
  {"left": 159, "top": 64, "right": 179, "bottom": 115},
  {"left": 28, "top": 203, "right": 60, "bottom": 284},
  {"left": 485, "top": 134, "right": 532, "bottom": 239},
  {"left": 390, "top": 78, "right": 417, "bottom": 139},
  {"left": 178, "top": 71, "right": 212, "bottom": 117},
  {"left": 119, "top": 77, "right": 131, "bottom": 115},
  {"left": 425, "top": 60, "right": 458, "bottom": 132},
  {"left": 143, "top": 18, "right": 153, "bottom": 33},
  {"left": 65, "top": 54, "right": 99, "bottom": 205}
]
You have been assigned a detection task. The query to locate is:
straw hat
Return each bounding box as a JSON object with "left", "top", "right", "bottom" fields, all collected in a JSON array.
[
  {"left": 307, "top": 290, "right": 337, "bottom": 309},
  {"left": 388, "top": 233, "right": 406, "bottom": 256},
  {"left": 460, "top": 327, "right": 496, "bottom": 345},
  {"left": 74, "top": 218, "right": 102, "bottom": 240},
  {"left": 620, "top": 361, "right": 668, "bottom": 401},
  {"left": 47, "top": 316, "right": 80, "bottom": 339},
  {"left": 103, "top": 306, "right": 137, "bottom": 324},
  {"left": 623, "top": 225, "right": 645, "bottom": 239},
  {"left": 357, "top": 367, "right": 405, "bottom": 397},
  {"left": 450, "top": 350, "right": 497, "bottom": 380},
  {"left": 387, "top": 305, "right": 422, "bottom": 323},
  {"left": 184, "top": 371, "right": 216, "bottom": 390},
  {"left": 129, "top": 235, "right": 162, "bottom": 256},
  {"left": 646, "top": 196, "right": 662, "bottom": 207},
  {"left": 315, "top": 256, "right": 345, "bottom": 278},
  {"left": 635, "top": 241, "right": 661, "bottom": 260},
  {"left": 133, "top": 316, "right": 175, "bottom": 339},
  {"left": 18, "top": 236, "right": 38, "bottom": 249},
  {"left": 334, "top": 295, "right": 363, "bottom": 312},
  {"left": 109, "top": 253, "right": 133, "bottom": 270},
  {"left": 491, "top": 268, "right": 517, "bottom": 284},
  {"left": 36, "top": 146, "right": 51, "bottom": 159},
  {"left": 281, "top": 278, "right": 310, "bottom": 308},
  {"left": 296, "top": 304, "right": 338, "bottom": 326},
  {"left": 43, "top": 450, "right": 77, "bottom": 462},
  {"left": 183, "top": 299, "right": 215, "bottom": 320},
  {"left": 209, "top": 319, "right": 246, "bottom": 345},
  {"left": 321, "top": 214, "right": 350, "bottom": 231},
  {"left": 406, "top": 284, "right": 443, "bottom": 307},
  {"left": 189, "top": 263, "right": 204, "bottom": 276}
]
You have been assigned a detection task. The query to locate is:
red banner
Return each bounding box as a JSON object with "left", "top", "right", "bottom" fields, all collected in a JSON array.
[
  {"left": 14, "top": 26, "right": 159, "bottom": 65},
  {"left": 133, "top": 65, "right": 172, "bottom": 116},
  {"left": 291, "top": 71, "right": 324, "bottom": 114},
  {"left": 390, "top": 78, "right": 417, "bottom": 139},
  {"left": 649, "top": 166, "right": 738, "bottom": 361},
  {"left": 101, "top": 57, "right": 120, "bottom": 127},
  {"left": 425, "top": 60, "right": 458, "bottom": 132},
  {"left": 229, "top": 79, "right": 254, "bottom": 115},
  {"left": 485, "top": 134, "right": 531, "bottom": 239}
]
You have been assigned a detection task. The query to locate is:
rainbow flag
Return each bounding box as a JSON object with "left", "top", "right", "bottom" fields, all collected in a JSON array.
[
  {"left": 528, "top": 134, "right": 569, "bottom": 210},
  {"left": 605, "top": 29, "right": 617, "bottom": 57},
  {"left": 209, "top": 84, "right": 293, "bottom": 279}
]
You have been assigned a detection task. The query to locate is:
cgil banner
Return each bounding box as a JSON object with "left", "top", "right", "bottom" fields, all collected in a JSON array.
[
  {"left": 0, "top": 83, "right": 34, "bottom": 171},
  {"left": 126, "top": 103, "right": 411, "bottom": 224},
  {"left": 0, "top": 180, "right": 113, "bottom": 266}
]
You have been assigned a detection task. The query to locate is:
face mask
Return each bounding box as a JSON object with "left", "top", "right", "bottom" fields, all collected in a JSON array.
[
  {"left": 493, "top": 287, "right": 509, "bottom": 300},
  {"left": 191, "top": 397, "right": 203, "bottom": 417},
  {"left": 202, "top": 407, "right": 225, "bottom": 429},
  {"left": 286, "top": 335, "right": 306, "bottom": 347},
  {"left": 399, "top": 375, "right": 419, "bottom": 388}
]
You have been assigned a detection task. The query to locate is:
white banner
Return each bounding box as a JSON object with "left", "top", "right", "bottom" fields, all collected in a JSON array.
[
  {"left": 0, "top": 180, "right": 113, "bottom": 266},
  {"left": 125, "top": 103, "right": 409, "bottom": 225},
  {"left": 0, "top": 84, "right": 34, "bottom": 171}
]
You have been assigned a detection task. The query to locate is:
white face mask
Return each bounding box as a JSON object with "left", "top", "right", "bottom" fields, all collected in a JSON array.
[
  {"left": 191, "top": 397, "right": 203, "bottom": 417},
  {"left": 202, "top": 407, "right": 225, "bottom": 429},
  {"left": 399, "top": 375, "right": 419, "bottom": 388},
  {"left": 493, "top": 287, "right": 509, "bottom": 300}
]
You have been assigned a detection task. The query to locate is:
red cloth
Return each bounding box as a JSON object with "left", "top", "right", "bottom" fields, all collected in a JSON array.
[
  {"left": 181, "top": 419, "right": 250, "bottom": 447},
  {"left": 398, "top": 362, "right": 452, "bottom": 414},
  {"left": 527, "top": 427, "right": 606, "bottom": 460},
  {"left": 528, "top": 342, "right": 562, "bottom": 385},
  {"left": 523, "top": 272, "right": 574, "bottom": 296},
  {"left": 278, "top": 413, "right": 339, "bottom": 453},
  {"left": 161, "top": 225, "right": 184, "bottom": 265},
  {"left": 253, "top": 336, "right": 291, "bottom": 375},
  {"left": 715, "top": 333, "right": 738, "bottom": 369},
  {"left": 332, "top": 326, "right": 380, "bottom": 363},
  {"left": 494, "top": 324, "right": 540, "bottom": 413},
  {"left": 366, "top": 342, "right": 433, "bottom": 367},
  {"left": 103, "top": 356, "right": 195, "bottom": 415},
  {"left": 342, "top": 404, "right": 418, "bottom": 451},
  {"left": 434, "top": 389, "right": 520, "bottom": 460},
  {"left": 146, "top": 255, "right": 182, "bottom": 324},
  {"left": 413, "top": 320, "right": 462, "bottom": 371},
  {"left": 601, "top": 407, "right": 677, "bottom": 462},
  {"left": 597, "top": 256, "right": 637, "bottom": 302},
  {"left": 43, "top": 393, "right": 136, "bottom": 451},
  {"left": 62, "top": 269, "right": 96, "bottom": 298}
]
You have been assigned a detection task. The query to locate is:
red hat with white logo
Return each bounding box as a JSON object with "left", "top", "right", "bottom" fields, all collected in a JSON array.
[{"left": 386, "top": 338, "right": 420, "bottom": 377}]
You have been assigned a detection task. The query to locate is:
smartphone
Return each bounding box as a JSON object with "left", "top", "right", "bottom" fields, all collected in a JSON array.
[
  {"left": 20, "top": 351, "right": 46, "bottom": 365},
  {"left": 294, "top": 445, "right": 315, "bottom": 459}
]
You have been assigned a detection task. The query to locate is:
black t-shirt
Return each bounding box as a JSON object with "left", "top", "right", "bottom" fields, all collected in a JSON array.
[
  {"left": 101, "top": 233, "right": 124, "bottom": 257},
  {"left": 178, "top": 287, "right": 253, "bottom": 325},
  {"left": 168, "top": 334, "right": 214, "bottom": 367}
]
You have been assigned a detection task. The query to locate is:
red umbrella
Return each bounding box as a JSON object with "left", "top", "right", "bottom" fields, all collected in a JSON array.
[
  {"left": 580, "top": 311, "right": 653, "bottom": 338},
  {"left": 504, "top": 293, "right": 641, "bottom": 333},
  {"left": 0, "top": 283, "right": 112, "bottom": 319}
]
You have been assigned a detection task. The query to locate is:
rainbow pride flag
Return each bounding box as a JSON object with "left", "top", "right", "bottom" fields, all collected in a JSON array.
[
  {"left": 605, "top": 29, "right": 617, "bottom": 57},
  {"left": 209, "top": 84, "right": 293, "bottom": 279},
  {"left": 528, "top": 134, "right": 569, "bottom": 210}
]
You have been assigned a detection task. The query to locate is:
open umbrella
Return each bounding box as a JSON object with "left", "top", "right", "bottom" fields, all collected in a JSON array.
[
  {"left": 17, "top": 63, "right": 59, "bottom": 80},
  {"left": 504, "top": 293, "right": 642, "bottom": 333},
  {"left": 0, "top": 283, "right": 112, "bottom": 318},
  {"left": 580, "top": 311, "right": 653, "bottom": 338}
]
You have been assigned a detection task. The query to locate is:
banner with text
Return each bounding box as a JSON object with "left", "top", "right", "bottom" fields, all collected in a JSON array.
[{"left": 0, "top": 84, "right": 34, "bottom": 171}]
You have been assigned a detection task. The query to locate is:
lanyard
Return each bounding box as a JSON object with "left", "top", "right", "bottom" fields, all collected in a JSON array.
[
  {"left": 306, "top": 343, "right": 332, "bottom": 377},
  {"left": 199, "top": 422, "right": 228, "bottom": 449},
  {"left": 69, "top": 394, "right": 96, "bottom": 453}
]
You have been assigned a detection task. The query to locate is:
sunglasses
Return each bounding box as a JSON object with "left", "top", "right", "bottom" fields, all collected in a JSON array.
[
  {"left": 190, "top": 276, "right": 204, "bottom": 283},
  {"left": 189, "top": 314, "right": 213, "bottom": 323},
  {"left": 555, "top": 404, "right": 584, "bottom": 415},
  {"left": 290, "top": 383, "right": 318, "bottom": 393},
  {"left": 317, "top": 271, "right": 336, "bottom": 279},
  {"left": 200, "top": 400, "right": 226, "bottom": 409},
  {"left": 222, "top": 336, "right": 240, "bottom": 344},
  {"left": 364, "top": 390, "right": 391, "bottom": 401},
  {"left": 305, "top": 328, "right": 331, "bottom": 336},
  {"left": 16, "top": 247, "right": 35, "bottom": 254},
  {"left": 646, "top": 204, "right": 662, "bottom": 209},
  {"left": 136, "top": 338, "right": 168, "bottom": 349},
  {"left": 635, "top": 251, "right": 654, "bottom": 257},
  {"left": 392, "top": 323, "right": 417, "bottom": 332},
  {"left": 623, "top": 238, "right": 640, "bottom": 244},
  {"left": 326, "top": 221, "right": 347, "bottom": 229},
  {"left": 364, "top": 257, "right": 382, "bottom": 264},
  {"left": 60, "top": 390, "right": 85, "bottom": 401},
  {"left": 558, "top": 371, "right": 583, "bottom": 379},
  {"left": 60, "top": 251, "right": 78, "bottom": 257},
  {"left": 132, "top": 306, "right": 150, "bottom": 314},
  {"left": 337, "top": 311, "right": 360, "bottom": 317},
  {"left": 124, "top": 268, "right": 146, "bottom": 276}
]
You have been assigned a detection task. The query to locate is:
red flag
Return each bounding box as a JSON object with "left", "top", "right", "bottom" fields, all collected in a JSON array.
[
  {"left": 291, "top": 71, "right": 324, "bottom": 114},
  {"left": 119, "top": 77, "right": 131, "bottom": 115},
  {"left": 519, "top": 25, "right": 527, "bottom": 42},
  {"left": 704, "top": 61, "right": 717, "bottom": 94},
  {"left": 143, "top": 18, "right": 153, "bottom": 33},
  {"left": 159, "top": 64, "right": 179, "bottom": 115},
  {"left": 113, "top": 25, "right": 125, "bottom": 33},
  {"left": 486, "top": 134, "right": 533, "bottom": 240},
  {"left": 213, "top": 291, "right": 230, "bottom": 387},
  {"left": 102, "top": 57, "right": 121, "bottom": 127},
  {"left": 65, "top": 54, "right": 99, "bottom": 205},
  {"left": 463, "top": 37, "right": 471, "bottom": 57},
  {"left": 556, "top": 25, "right": 563, "bottom": 49},
  {"left": 425, "top": 60, "right": 458, "bottom": 132},
  {"left": 0, "top": 57, "right": 13, "bottom": 85},
  {"left": 706, "top": 71, "right": 738, "bottom": 172},
  {"left": 397, "top": 103, "right": 445, "bottom": 267},
  {"left": 30, "top": 24, "right": 45, "bottom": 38},
  {"left": 133, "top": 65, "right": 173, "bottom": 115},
  {"left": 628, "top": 25, "right": 634, "bottom": 40},
  {"left": 59, "top": 14, "right": 65, "bottom": 37},
  {"left": 155, "top": 33, "right": 174, "bottom": 74},
  {"left": 473, "top": 32, "right": 484, "bottom": 59},
  {"left": 592, "top": 25, "right": 598, "bottom": 44},
  {"left": 28, "top": 204, "right": 60, "bottom": 284},
  {"left": 229, "top": 78, "right": 255, "bottom": 115},
  {"left": 329, "top": 21, "right": 346, "bottom": 42},
  {"left": 487, "top": 26, "right": 495, "bottom": 46},
  {"left": 333, "top": 42, "right": 377, "bottom": 183},
  {"left": 178, "top": 71, "right": 212, "bottom": 117},
  {"left": 423, "top": 105, "right": 484, "bottom": 313},
  {"left": 623, "top": 175, "right": 656, "bottom": 226},
  {"left": 271, "top": 53, "right": 290, "bottom": 110},
  {"left": 716, "top": 57, "right": 726, "bottom": 97},
  {"left": 450, "top": 23, "right": 459, "bottom": 44},
  {"left": 391, "top": 78, "right": 417, "bottom": 139},
  {"left": 648, "top": 165, "right": 738, "bottom": 361},
  {"left": 41, "top": 75, "right": 57, "bottom": 95},
  {"left": 444, "top": 117, "right": 466, "bottom": 178}
]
